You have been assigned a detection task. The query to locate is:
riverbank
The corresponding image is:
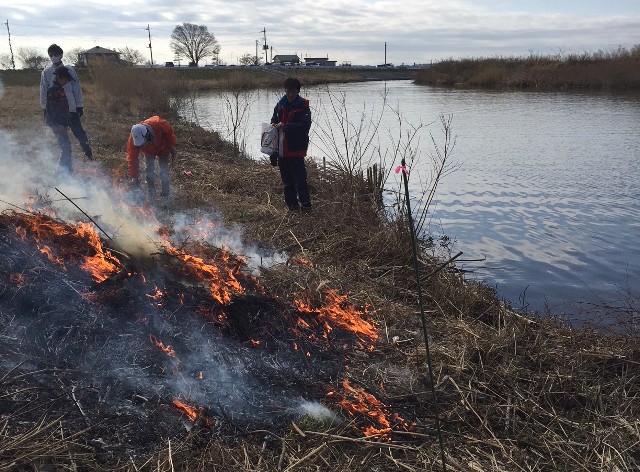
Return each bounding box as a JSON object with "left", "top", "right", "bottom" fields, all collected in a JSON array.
[
  {"left": 0, "top": 65, "right": 418, "bottom": 89},
  {"left": 0, "top": 73, "right": 638, "bottom": 471},
  {"left": 414, "top": 48, "right": 640, "bottom": 89}
]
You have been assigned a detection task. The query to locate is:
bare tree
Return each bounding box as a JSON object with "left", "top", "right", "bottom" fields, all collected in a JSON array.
[
  {"left": 170, "top": 23, "right": 220, "bottom": 66},
  {"left": 65, "top": 47, "right": 85, "bottom": 67},
  {"left": 0, "top": 53, "right": 13, "bottom": 70},
  {"left": 17, "top": 47, "right": 47, "bottom": 70},
  {"left": 238, "top": 53, "right": 262, "bottom": 66},
  {"left": 221, "top": 89, "right": 255, "bottom": 155},
  {"left": 118, "top": 47, "right": 145, "bottom": 66}
]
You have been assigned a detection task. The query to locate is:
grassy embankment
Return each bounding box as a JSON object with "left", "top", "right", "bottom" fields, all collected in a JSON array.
[
  {"left": 415, "top": 46, "right": 640, "bottom": 89},
  {"left": 0, "top": 65, "right": 638, "bottom": 471}
]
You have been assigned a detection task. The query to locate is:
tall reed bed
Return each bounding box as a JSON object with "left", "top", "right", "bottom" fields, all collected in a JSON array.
[{"left": 415, "top": 44, "right": 640, "bottom": 89}]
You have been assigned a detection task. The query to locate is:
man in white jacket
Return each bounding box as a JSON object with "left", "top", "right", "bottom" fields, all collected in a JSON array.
[{"left": 39, "top": 44, "right": 93, "bottom": 161}]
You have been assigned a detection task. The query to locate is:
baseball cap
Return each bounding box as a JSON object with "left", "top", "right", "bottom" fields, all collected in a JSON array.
[{"left": 131, "top": 124, "right": 149, "bottom": 146}]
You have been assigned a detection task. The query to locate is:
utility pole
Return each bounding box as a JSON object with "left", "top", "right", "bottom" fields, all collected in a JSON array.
[
  {"left": 5, "top": 20, "right": 15, "bottom": 70},
  {"left": 146, "top": 24, "right": 154, "bottom": 66},
  {"left": 261, "top": 27, "right": 268, "bottom": 64},
  {"left": 255, "top": 39, "right": 259, "bottom": 65},
  {"left": 384, "top": 41, "right": 387, "bottom": 65}
]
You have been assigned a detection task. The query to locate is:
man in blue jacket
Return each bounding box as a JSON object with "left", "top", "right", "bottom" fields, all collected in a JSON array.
[{"left": 270, "top": 77, "right": 312, "bottom": 212}]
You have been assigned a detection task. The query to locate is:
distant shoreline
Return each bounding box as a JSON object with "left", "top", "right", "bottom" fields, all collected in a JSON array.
[{"left": 0, "top": 66, "right": 420, "bottom": 89}]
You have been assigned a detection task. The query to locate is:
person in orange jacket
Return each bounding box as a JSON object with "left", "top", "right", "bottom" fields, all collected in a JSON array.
[{"left": 127, "top": 116, "right": 177, "bottom": 198}]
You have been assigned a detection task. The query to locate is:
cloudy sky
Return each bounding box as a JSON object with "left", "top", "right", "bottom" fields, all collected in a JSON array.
[{"left": 3, "top": 1, "right": 640, "bottom": 66}]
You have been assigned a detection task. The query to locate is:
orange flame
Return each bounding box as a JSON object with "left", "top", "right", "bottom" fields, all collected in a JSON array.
[
  {"left": 165, "top": 246, "right": 245, "bottom": 305},
  {"left": 294, "top": 290, "right": 378, "bottom": 348},
  {"left": 12, "top": 213, "right": 121, "bottom": 282},
  {"left": 75, "top": 222, "right": 120, "bottom": 282},
  {"left": 39, "top": 245, "right": 65, "bottom": 266},
  {"left": 172, "top": 399, "right": 212, "bottom": 427},
  {"left": 149, "top": 334, "right": 176, "bottom": 358},
  {"left": 172, "top": 399, "right": 199, "bottom": 421},
  {"left": 333, "top": 379, "right": 400, "bottom": 437}
]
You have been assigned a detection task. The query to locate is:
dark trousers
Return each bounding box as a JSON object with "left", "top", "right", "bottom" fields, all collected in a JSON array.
[
  {"left": 49, "top": 124, "right": 72, "bottom": 172},
  {"left": 145, "top": 153, "right": 171, "bottom": 197},
  {"left": 69, "top": 113, "right": 92, "bottom": 158},
  {"left": 278, "top": 157, "right": 311, "bottom": 209}
]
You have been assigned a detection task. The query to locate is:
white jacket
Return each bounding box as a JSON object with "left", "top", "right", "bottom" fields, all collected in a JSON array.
[{"left": 39, "top": 63, "right": 84, "bottom": 112}]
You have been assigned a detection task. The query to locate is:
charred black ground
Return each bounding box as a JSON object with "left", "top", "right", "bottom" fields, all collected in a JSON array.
[{"left": 0, "top": 210, "right": 417, "bottom": 464}]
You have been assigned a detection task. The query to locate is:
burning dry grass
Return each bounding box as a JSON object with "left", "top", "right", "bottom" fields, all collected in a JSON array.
[{"left": 0, "top": 74, "right": 639, "bottom": 471}]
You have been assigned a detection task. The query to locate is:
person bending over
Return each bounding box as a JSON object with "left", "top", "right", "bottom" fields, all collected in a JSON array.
[{"left": 127, "top": 116, "right": 177, "bottom": 200}]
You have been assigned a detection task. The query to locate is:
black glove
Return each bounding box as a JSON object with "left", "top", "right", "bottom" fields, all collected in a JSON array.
[
  {"left": 76, "top": 107, "right": 83, "bottom": 117},
  {"left": 270, "top": 153, "right": 278, "bottom": 166}
]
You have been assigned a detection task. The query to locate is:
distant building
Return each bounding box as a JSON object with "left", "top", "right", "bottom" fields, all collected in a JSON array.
[
  {"left": 78, "top": 46, "right": 121, "bottom": 67},
  {"left": 271, "top": 54, "right": 300, "bottom": 66},
  {"left": 303, "top": 56, "right": 337, "bottom": 67}
]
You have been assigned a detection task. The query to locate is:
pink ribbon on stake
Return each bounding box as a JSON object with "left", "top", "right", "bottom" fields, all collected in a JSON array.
[{"left": 394, "top": 165, "right": 410, "bottom": 176}]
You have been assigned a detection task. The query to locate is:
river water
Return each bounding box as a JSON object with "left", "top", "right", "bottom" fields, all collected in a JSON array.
[{"left": 181, "top": 80, "right": 640, "bottom": 324}]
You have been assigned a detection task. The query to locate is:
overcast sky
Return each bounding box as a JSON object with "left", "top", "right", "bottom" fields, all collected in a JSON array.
[{"left": 4, "top": 1, "right": 640, "bottom": 66}]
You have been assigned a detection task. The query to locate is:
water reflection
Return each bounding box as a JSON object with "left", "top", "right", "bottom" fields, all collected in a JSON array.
[{"left": 182, "top": 81, "right": 640, "bottom": 323}]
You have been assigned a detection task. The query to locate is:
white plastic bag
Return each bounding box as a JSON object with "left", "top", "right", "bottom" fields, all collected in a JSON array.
[{"left": 260, "top": 123, "right": 279, "bottom": 155}]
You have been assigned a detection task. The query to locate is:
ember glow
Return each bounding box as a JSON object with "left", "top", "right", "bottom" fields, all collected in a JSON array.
[
  {"left": 9, "top": 273, "right": 25, "bottom": 287},
  {"left": 146, "top": 286, "right": 165, "bottom": 307},
  {"left": 292, "top": 256, "right": 314, "bottom": 267}
]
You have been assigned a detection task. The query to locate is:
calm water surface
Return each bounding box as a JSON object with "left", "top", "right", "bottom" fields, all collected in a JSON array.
[{"left": 183, "top": 81, "right": 640, "bottom": 322}]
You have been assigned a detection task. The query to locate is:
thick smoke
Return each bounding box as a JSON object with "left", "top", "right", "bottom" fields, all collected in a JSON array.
[
  {"left": 0, "top": 128, "right": 159, "bottom": 256},
  {"left": 0, "top": 125, "right": 287, "bottom": 267}
]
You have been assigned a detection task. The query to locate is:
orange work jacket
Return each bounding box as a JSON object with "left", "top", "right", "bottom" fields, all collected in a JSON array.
[{"left": 126, "top": 115, "right": 177, "bottom": 179}]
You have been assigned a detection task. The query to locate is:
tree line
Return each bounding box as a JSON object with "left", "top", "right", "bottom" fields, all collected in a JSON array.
[{"left": 0, "top": 22, "right": 262, "bottom": 70}]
